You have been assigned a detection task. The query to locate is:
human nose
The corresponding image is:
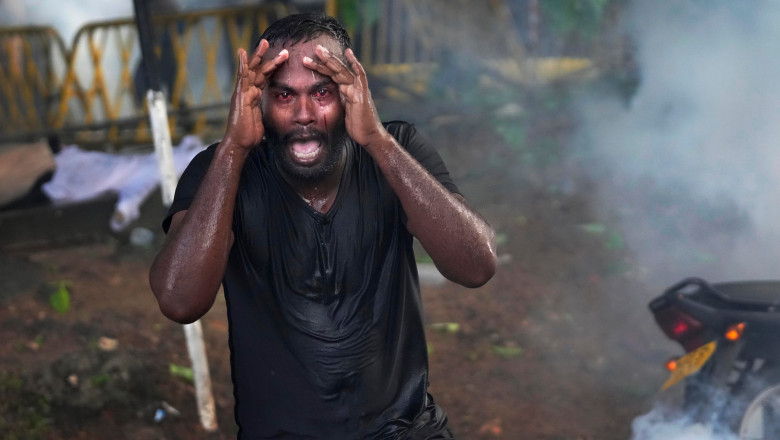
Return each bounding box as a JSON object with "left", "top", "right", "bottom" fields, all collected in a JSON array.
[{"left": 293, "top": 96, "right": 316, "bottom": 126}]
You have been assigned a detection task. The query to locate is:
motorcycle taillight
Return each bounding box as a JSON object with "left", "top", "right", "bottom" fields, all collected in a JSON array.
[{"left": 653, "top": 305, "right": 705, "bottom": 350}]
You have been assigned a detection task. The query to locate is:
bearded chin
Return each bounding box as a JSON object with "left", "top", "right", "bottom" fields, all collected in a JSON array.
[{"left": 264, "top": 119, "right": 348, "bottom": 183}]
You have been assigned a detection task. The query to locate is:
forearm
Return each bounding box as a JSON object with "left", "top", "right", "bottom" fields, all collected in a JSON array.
[
  {"left": 149, "top": 142, "right": 248, "bottom": 323},
  {"left": 365, "top": 132, "right": 497, "bottom": 287}
]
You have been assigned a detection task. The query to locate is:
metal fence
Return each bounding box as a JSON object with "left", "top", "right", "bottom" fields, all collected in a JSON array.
[
  {"left": 0, "top": 3, "right": 292, "bottom": 147},
  {"left": 0, "top": 1, "right": 596, "bottom": 148}
]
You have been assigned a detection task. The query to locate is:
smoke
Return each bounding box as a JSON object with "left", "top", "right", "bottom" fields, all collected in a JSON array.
[
  {"left": 631, "top": 403, "right": 737, "bottom": 440},
  {"left": 567, "top": 1, "right": 780, "bottom": 438},
  {"left": 0, "top": 0, "right": 132, "bottom": 42},
  {"left": 574, "top": 0, "right": 780, "bottom": 285}
]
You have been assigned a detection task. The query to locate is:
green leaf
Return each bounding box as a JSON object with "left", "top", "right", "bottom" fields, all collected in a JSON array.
[
  {"left": 169, "top": 363, "right": 194, "bottom": 383},
  {"left": 580, "top": 222, "right": 606, "bottom": 235},
  {"left": 49, "top": 281, "right": 71, "bottom": 314},
  {"left": 430, "top": 322, "right": 460, "bottom": 333},
  {"left": 491, "top": 345, "right": 524, "bottom": 359}
]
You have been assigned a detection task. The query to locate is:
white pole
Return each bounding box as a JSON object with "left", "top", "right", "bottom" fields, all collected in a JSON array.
[{"left": 147, "top": 89, "right": 218, "bottom": 431}]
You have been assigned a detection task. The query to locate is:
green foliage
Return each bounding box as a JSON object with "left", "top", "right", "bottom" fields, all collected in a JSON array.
[
  {"left": 90, "top": 373, "right": 111, "bottom": 387},
  {"left": 539, "top": 0, "right": 613, "bottom": 44},
  {"left": 338, "top": 0, "right": 380, "bottom": 32},
  {"left": 49, "top": 281, "right": 71, "bottom": 314},
  {"left": 0, "top": 372, "right": 51, "bottom": 439},
  {"left": 169, "top": 363, "right": 194, "bottom": 383}
]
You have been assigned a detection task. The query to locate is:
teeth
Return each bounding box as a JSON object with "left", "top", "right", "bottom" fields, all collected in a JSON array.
[
  {"left": 293, "top": 147, "right": 319, "bottom": 160},
  {"left": 289, "top": 139, "right": 321, "bottom": 163}
]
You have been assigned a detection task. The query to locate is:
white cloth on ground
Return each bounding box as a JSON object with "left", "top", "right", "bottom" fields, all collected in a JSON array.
[{"left": 42, "top": 135, "right": 205, "bottom": 231}]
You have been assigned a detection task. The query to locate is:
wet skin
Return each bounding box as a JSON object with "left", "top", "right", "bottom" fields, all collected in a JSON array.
[
  {"left": 261, "top": 37, "right": 350, "bottom": 210},
  {"left": 149, "top": 34, "right": 497, "bottom": 325}
]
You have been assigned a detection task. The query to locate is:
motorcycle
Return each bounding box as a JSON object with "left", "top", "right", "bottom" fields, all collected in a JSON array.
[{"left": 649, "top": 277, "right": 780, "bottom": 439}]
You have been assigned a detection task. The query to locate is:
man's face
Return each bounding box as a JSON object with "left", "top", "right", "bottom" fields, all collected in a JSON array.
[{"left": 261, "top": 35, "right": 348, "bottom": 183}]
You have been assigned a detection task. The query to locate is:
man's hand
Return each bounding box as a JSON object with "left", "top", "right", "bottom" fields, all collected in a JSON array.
[
  {"left": 224, "top": 39, "right": 289, "bottom": 151},
  {"left": 303, "top": 46, "right": 387, "bottom": 147},
  {"left": 304, "top": 45, "right": 496, "bottom": 289}
]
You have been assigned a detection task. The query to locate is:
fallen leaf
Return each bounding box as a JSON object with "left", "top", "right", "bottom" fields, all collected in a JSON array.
[
  {"left": 491, "top": 345, "right": 524, "bottom": 359},
  {"left": 97, "top": 336, "right": 118, "bottom": 351},
  {"left": 169, "top": 363, "right": 194, "bottom": 383}
]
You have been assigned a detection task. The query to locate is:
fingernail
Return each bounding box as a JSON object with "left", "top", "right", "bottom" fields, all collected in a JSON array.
[
  {"left": 303, "top": 56, "right": 313, "bottom": 63},
  {"left": 318, "top": 45, "right": 329, "bottom": 54}
]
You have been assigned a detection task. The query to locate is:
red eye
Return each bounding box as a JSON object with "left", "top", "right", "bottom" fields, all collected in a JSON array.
[
  {"left": 276, "top": 91, "right": 292, "bottom": 102},
  {"left": 314, "top": 88, "right": 330, "bottom": 98}
]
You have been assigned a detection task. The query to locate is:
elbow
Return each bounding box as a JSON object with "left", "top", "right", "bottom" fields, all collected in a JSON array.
[
  {"left": 159, "top": 300, "right": 202, "bottom": 325},
  {"left": 449, "top": 251, "right": 497, "bottom": 288},
  {"left": 464, "top": 254, "right": 497, "bottom": 288},
  {"left": 461, "top": 224, "right": 498, "bottom": 288},
  {"left": 154, "top": 285, "right": 206, "bottom": 324},
  {"left": 149, "top": 272, "right": 205, "bottom": 325}
]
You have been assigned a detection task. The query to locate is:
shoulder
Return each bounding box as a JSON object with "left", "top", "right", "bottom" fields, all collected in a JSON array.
[
  {"left": 188, "top": 141, "right": 219, "bottom": 166},
  {"left": 383, "top": 120, "right": 418, "bottom": 145}
]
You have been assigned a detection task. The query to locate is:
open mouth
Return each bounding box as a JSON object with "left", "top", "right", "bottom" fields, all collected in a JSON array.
[{"left": 289, "top": 139, "right": 323, "bottom": 164}]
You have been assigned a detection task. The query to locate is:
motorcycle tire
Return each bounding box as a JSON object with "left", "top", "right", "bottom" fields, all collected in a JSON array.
[
  {"left": 738, "top": 382, "right": 780, "bottom": 440},
  {"left": 683, "top": 362, "right": 780, "bottom": 438}
]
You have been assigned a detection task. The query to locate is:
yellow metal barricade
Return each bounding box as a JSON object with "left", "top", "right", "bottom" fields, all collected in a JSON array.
[
  {"left": 0, "top": 1, "right": 597, "bottom": 148},
  {"left": 0, "top": 3, "right": 293, "bottom": 148},
  {"left": 0, "top": 26, "right": 70, "bottom": 141}
]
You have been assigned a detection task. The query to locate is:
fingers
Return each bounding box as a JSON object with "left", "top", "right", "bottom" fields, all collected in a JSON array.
[
  {"left": 254, "top": 48, "right": 289, "bottom": 86},
  {"left": 344, "top": 48, "right": 369, "bottom": 88},
  {"left": 244, "top": 39, "right": 289, "bottom": 88},
  {"left": 344, "top": 48, "right": 366, "bottom": 78},
  {"left": 235, "top": 48, "right": 248, "bottom": 93},
  {"left": 303, "top": 45, "right": 358, "bottom": 85},
  {"left": 247, "top": 39, "right": 269, "bottom": 70},
  {"left": 233, "top": 48, "right": 259, "bottom": 108}
]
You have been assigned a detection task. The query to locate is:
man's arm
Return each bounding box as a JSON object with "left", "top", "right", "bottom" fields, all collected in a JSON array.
[
  {"left": 365, "top": 131, "right": 496, "bottom": 287},
  {"left": 148, "top": 41, "right": 289, "bottom": 324},
  {"left": 304, "top": 46, "right": 497, "bottom": 287}
]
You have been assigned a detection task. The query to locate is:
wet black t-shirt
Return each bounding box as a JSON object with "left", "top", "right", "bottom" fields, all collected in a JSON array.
[{"left": 164, "top": 122, "right": 459, "bottom": 439}]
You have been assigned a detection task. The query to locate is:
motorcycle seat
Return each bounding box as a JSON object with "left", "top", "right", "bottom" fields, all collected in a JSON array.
[{"left": 710, "top": 281, "right": 780, "bottom": 307}]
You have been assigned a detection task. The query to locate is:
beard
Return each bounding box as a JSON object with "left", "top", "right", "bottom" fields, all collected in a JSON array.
[{"left": 264, "top": 119, "right": 349, "bottom": 183}]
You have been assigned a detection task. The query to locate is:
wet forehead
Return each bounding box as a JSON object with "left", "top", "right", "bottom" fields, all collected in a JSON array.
[
  {"left": 265, "top": 35, "right": 341, "bottom": 88},
  {"left": 265, "top": 35, "right": 342, "bottom": 67}
]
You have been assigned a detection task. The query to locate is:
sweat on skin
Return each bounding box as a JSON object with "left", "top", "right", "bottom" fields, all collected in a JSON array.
[{"left": 149, "top": 16, "right": 497, "bottom": 438}]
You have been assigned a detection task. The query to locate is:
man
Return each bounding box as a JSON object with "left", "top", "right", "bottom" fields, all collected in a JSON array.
[{"left": 149, "top": 12, "right": 496, "bottom": 439}]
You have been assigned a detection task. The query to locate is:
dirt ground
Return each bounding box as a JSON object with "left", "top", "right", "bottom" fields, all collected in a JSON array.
[
  {"left": 0, "top": 195, "right": 671, "bottom": 439},
  {"left": 0, "top": 84, "right": 677, "bottom": 439}
]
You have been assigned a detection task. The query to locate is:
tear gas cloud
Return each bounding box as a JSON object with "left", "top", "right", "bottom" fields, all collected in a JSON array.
[
  {"left": 575, "top": 1, "right": 780, "bottom": 438},
  {"left": 631, "top": 404, "right": 736, "bottom": 440},
  {"left": 575, "top": 0, "right": 780, "bottom": 285}
]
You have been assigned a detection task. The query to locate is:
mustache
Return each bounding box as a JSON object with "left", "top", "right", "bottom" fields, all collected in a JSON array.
[{"left": 281, "top": 128, "right": 329, "bottom": 144}]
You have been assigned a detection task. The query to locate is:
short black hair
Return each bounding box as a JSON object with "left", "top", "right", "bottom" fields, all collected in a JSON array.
[{"left": 258, "top": 12, "right": 352, "bottom": 53}]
